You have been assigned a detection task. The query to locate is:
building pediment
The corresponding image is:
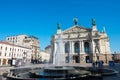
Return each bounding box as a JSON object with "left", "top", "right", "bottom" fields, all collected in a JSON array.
[{"left": 62, "top": 26, "right": 91, "bottom": 34}]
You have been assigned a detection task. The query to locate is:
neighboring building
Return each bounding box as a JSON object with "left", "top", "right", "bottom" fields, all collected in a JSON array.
[
  {"left": 113, "top": 54, "right": 120, "bottom": 60},
  {"left": 112, "top": 52, "right": 120, "bottom": 62},
  {"left": 45, "top": 45, "right": 51, "bottom": 54},
  {"left": 0, "top": 41, "right": 31, "bottom": 65},
  {"left": 6, "top": 34, "right": 28, "bottom": 46},
  {"left": 6, "top": 34, "right": 40, "bottom": 63},
  {"left": 40, "top": 51, "right": 50, "bottom": 63},
  {"left": 50, "top": 18, "right": 112, "bottom": 64}
]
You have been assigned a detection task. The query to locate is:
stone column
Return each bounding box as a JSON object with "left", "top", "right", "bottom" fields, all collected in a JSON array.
[
  {"left": 72, "top": 41, "right": 74, "bottom": 63},
  {"left": 79, "top": 41, "right": 82, "bottom": 53},
  {"left": 79, "top": 41, "right": 81, "bottom": 63},
  {"left": 69, "top": 41, "right": 72, "bottom": 63},
  {"left": 62, "top": 42, "right": 65, "bottom": 54},
  {"left": 62, "top": 42, "right": 65, "bottom": 63},
  {"left": 92, "top": 40, "right": 95, "bottom": 53},
  {"left": 98, "top": 40, "right": 101, "bottom": 54},
  {"left": 82, "top": 41, "right": 84, "bottom": 53},
  {"left": 71, "top": 41, "right": 74, "bottom": 54},
  {"left": 80, "top": 41, "right": 84, "bottom": 54},
  {"left": 90, "top": 40, "right": 93, "bottom": 54},
  {"left": 80, "top": 41, "right": 85, "bottom": 63}
]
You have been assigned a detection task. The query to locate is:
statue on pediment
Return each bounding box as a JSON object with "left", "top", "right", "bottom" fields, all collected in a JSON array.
[
  {"left": 57, "top": 23, "right": 61, "bottom": 29},
  {"left": 73, "top": 18, "right": 78, "bottom": 25},
  {"left": 92, "top": 18, "right": 96, "bottom": 25}
]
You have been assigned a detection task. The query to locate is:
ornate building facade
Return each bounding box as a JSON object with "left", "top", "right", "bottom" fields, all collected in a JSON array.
[{"left": 50, "top": 19, "right": 112, "bottom": 64}]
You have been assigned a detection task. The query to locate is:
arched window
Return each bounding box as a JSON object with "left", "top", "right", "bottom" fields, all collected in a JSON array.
[
  {"left": 65, "top": 42, "right": 70, "bottom": 53},
  {"left": 74, "top": 42, "right": 80, "bottom": 53},
  {"left": 84, "top": 42, "right": 89, "bottom": 53}
]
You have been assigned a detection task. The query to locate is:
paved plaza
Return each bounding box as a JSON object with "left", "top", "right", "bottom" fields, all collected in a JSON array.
[{"left": 0, "top": 63, "right": 120, "bottom": 80}]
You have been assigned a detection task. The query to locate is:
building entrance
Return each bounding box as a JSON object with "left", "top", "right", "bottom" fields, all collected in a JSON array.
[
  {"left": 73, "top": 55, "right": 80, "bottom": 63},
  {"left": 86, "top": 56, "right": 90, "bottom": 63}
]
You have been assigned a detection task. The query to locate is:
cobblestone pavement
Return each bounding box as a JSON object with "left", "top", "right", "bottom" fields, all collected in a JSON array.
[{"left": 0, "top": 63, "right": 120, "bottom": 80}]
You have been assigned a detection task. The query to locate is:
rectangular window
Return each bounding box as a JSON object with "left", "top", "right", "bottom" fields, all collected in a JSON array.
[
  {"left": 5, "top": 47, "right": 7, "bottom": 50},
  {"left": 10, "top": 48, "right": 11, "bottom": 51},
  {"left": 0, "top": 52, "right": 2, "bottom": 56},
  {"left": 5, "top": 53, "right": 7, "bottom": 56}
]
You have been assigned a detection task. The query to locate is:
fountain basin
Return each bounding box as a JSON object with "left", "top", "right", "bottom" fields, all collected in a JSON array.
[
  {"left": 5, "top": 66, "right": 118, "bottom": 80},
  {"left": 4, "top": 66, "right": 103, "bottom": 80},
  {"left": 34, "top": 66, "right": 86, "bottom": 79}
]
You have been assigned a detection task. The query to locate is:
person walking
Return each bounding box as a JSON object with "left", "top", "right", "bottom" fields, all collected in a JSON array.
[{"left": 95, "top": 61, "right": 98, "bottom": 67}]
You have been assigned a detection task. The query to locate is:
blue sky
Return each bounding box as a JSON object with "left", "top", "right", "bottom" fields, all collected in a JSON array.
[{"left": 0, "top": 0, "right": 120, "bottom": 52}]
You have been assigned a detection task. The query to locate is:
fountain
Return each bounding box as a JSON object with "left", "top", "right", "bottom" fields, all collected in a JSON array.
[
  {"left": 5, "top": 23, "right": 118, "bottom": 80},
  {"left": 31, "top": 24, "right": 91, "bottom": 79},
  {"left": 4, "top": 25, "right": 87, "bottom": 80},
  {"left": 55, "top": 28, "right": 64, "bottom": 67}
]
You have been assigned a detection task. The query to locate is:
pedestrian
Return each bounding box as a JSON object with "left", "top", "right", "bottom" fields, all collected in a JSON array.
[
  {"left": 101, "top": 60, "right": 104, "bottom": 66},
  {"left": 95, "top": 61, "right": 98, "bottom": 67},
  {"left": 92, "top": 62, "right": 95, "bottom": 67}
]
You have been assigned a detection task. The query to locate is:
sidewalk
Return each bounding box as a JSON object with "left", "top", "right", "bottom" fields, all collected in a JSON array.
[
  {"left": 103, "top": 63, "right": 120, "bottom": 80},
  {"left": 0, "top": 63, "right": 120, "bottom": 80}
]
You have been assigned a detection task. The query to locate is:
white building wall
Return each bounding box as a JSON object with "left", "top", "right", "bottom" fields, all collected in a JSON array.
[
  {"left": 6, "top": 34, "right": 28, "bottom": 46},
  {"left": 0, "top": 41, "right": 32, "bottom": 65},
  {"left": 40, "top": 51, "right": 50, "bottom": 63},
  {"left": 6, "top": 34, "right": 40, "bottom": 63}
]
